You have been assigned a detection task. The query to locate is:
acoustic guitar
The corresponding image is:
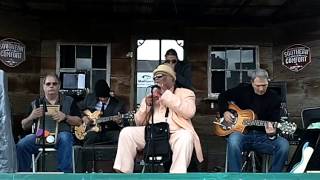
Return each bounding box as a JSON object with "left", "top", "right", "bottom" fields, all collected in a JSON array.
[
  {"left": 213, "top": 103, "right": 297, "bottom": 136},
  {"left": 74, "top": 109, "right": 134, "bottom": 140}
]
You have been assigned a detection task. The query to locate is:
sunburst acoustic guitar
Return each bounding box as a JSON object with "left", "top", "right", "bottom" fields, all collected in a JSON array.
[
  {"left": 74, "top": 109, "right": 134, "bottom": 140},
  {"left": 213, "top": 103, "right": 297, "bottom": 136}
]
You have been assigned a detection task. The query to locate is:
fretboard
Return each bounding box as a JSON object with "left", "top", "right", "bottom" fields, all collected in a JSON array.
[
  {"left": 243, "top": 120, "right": 275, "bottom": 127},
  {"left": 97, "top": 116, "right": 118, "bottom": 123}
]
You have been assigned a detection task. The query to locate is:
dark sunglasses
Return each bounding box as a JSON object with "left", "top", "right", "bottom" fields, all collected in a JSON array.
[
  {"left": 164, "top": 59, "right": 177, "bottom": 64},
  {"left": 153, "top": 75, "right": 164, "bottom": 81},
  {"left": 45, "top": 82, "right": 58, "bottom": 86}
]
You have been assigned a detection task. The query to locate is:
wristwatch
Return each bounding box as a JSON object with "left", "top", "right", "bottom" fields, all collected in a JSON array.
[{"left": 268, "top": 134, "right": 277, "bottom": 140}]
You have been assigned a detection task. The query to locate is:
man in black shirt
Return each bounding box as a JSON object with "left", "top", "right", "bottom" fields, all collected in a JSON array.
[{"left": 218, "top": 69, "right": 289, "bottom": 172}]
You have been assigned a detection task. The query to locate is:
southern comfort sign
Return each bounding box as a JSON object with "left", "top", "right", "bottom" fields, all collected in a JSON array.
[
  {"left": 282, "top": 44, "right": 311, "bottom": 72},
  {"left": 0, "top": 38, "right": 26, "bottom": 67}
]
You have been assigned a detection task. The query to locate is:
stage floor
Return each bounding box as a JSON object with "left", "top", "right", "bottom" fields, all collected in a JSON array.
[{"left": 1, "top": 173, "right": 320, "bottom": 180}]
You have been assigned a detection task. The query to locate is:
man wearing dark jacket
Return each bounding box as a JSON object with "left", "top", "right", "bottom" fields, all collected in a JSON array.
[
  {"left": 164, "top": 49, "right": 193, "bottom": 90},
  {"left": 218, "top": 69, "right": 289, "bottom": 172},
  {"left": 78, "top": 79, "right": 128, "bottom": 145}
]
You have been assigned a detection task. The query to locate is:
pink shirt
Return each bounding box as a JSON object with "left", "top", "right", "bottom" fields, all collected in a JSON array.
[{"left": 135, "top": 88, "right": 204, "bottom": 162}]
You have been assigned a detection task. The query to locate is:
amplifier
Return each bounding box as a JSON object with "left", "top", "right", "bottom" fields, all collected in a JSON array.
[{"left": 73, "top": 145, "right": 117, "bottom": 173}]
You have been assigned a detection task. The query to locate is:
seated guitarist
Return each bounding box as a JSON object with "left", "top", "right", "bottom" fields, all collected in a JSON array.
[
  {"left": 217, "top": 69, "right": 289, "bottom": 172},
  {"left": 78, "top": 79, "right": 128, "bottom": 146}
]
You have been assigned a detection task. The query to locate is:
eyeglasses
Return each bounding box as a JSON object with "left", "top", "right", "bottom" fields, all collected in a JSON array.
[
  {"left": 153, "top": 75, "right": 164, "bottom": 81},
  {"left": 164, "top": 59, "right": 177, "bottom": 64},
  {"left": 45, "top": 82, "right": 58, "bottom": 86}
]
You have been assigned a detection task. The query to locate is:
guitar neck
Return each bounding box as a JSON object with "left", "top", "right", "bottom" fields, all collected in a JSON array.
[
  {"left": 244, "top": 120, "right": 275, "bottom": 127},
  {"left": 97, "top": 115, "right": 118, "bottom": 123}
]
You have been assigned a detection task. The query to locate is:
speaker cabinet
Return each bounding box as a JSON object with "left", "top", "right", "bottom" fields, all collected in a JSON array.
[{"left": 73, "top": 145, "right": 117, "bottom": 173}]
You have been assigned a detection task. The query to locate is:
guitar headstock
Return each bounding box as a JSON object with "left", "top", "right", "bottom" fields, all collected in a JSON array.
[
  {"left": 121, "top": 110, "right": 135, "bottom": 120},
  {"left": 83, "top": 109, "right": 102, "bottom": 120},
  {"left": 278, "top": 121, "right": 297, "bottom": 135}
]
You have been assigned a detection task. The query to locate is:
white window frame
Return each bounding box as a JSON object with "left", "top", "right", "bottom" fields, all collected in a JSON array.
[{"left": 207, "top": 45, "right": 259, "bottom": 99}]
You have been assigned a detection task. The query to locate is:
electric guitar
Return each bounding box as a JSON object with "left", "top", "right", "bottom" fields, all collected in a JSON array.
[
  {"left": 213, "top": 103, "right": 297, "bottom": 136},
  {"left": 74, "top": 109, "right": 134, "bottom": 140}
]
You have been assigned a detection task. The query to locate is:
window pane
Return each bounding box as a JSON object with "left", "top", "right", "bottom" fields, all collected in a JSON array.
[
  {"left": 211, "top": 71, "right": 225, "bottom": 93},
  {"left": 161, "top": 40, "right": 184, "bottom": 60},
  {"left": 136, "top": 60, "right": 158, "bottom": 104},
  {"left": 92, "top": 70, "right": 106, "bottom": 92},
  {"left": 60, "top": 45, "right": 75, "bottom": 68},
  {"left": 226, "top": 71, "right": 240, "bottom": 89},
  {"left": 242, "top": 48, "right": 256, "bottom": 69},
  {"left": 211, "top": 47, "right": 226, "bottom": 69},
  {"left": 92, "top": 46, "right": 107, "bottom": 68},
  {"left": 242, "top": 71, "right": 252, "bottom": 84},
  {"left": 137, "top": 60, "right": 159, "bottom": 71},
  {"left": 226, "top": 48, "right": 241, "bottom": 70},
  {"left": 76, "top": 58, "right": 91, "bottom": 70},
  {"left": 137, "top": 40, "right": 160, "bottom": 60},
  {"left": 76, "top": 46, "right": 91, "bottom": 58}
]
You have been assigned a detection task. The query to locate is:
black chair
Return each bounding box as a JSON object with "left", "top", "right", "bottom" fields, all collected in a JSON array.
[
  {"left": 301, "top": 107, "right": 320, "bottom": 129},
  {"left": 224, "top": 143, "right": 271, "bottom": 173}
]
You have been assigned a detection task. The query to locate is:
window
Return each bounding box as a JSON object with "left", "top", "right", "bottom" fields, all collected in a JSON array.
[
  {"left": 57, "top": 43, "right": 111, "bottom": 92},
  {"left": 208, "top": 45, "right": 259, "bottom": 99},
  {"left": 136, "top": 39, "right": 184, "bottom": 104}
]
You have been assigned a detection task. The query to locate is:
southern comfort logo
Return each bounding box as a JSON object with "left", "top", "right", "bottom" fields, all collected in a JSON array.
[
  {"left": 0, "top": 38, "right": 26, "bottom": 67},
  {"left": 282, "top": 44, "right": 311, "bottom": 72}
]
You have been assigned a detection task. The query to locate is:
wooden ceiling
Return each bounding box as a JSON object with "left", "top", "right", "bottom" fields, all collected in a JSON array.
[{"left": 1, "top": 0, "right": 319, "bottom": 25}]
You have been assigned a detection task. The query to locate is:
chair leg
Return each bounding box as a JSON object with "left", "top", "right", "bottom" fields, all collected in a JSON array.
[
  {"left": 250, "top": 151, "right": 256, "bottom": 173},
  {"left": 241, "top": 152, "right": 248, "bottom": 172},
  {"left": 224, "top": 145, "right": 228, "bottom": 172},
  {"left": 261, "top": 154, "right": 270, "bottom": 173},
  {"left": 32, "top": 154, "right": 35, "bottom": 173},
  {"left": 32, "top": 151, "right": 42, "bottom": 172},
  {"left": 72, "top": 146, "right": 76, "bottom": 173},
  {"left": 141, "top": 161, "right": 146, "bottom": 173},
  {"left": 241, "top": 151, "right": 256, "bottom": 172}
]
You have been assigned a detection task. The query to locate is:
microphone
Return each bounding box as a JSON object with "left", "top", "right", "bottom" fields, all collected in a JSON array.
[
  {"left": 149, "top": 84, "right": 160, "bottom": 90},
  {"left": 35, "top": 97, "right": 41, "bottom": 108},
  {"left": 150, "top": 85, "right": 161, "bottom": 98}
]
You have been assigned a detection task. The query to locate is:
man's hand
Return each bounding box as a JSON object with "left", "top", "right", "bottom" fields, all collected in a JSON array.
[
  {"left": 29, "top": 107, "right": 44, "bottom": 120},
  {"left": 145, "top": 93, "right": 160, "bottom": 106},
  {"left": 114, "top": 112, "right": 123, "bottom": 126},
  {"left": 223, "top": 111, "right": 235, "bottom": 123},
  {"left": 52, "top": 111, "right": 67, "bottom": 122},
  {"left": 82, "top": 116, "right": 94, "bottom": 125},
  {"left": 265, "top": 122, "right": 277, "bottom": 135}
]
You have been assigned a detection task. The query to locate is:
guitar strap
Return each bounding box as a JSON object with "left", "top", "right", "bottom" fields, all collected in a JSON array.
[{"left": 164, "top": 107, "right": 169, "bottom": 122}]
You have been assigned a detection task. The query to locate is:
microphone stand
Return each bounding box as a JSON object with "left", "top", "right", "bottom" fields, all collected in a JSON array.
[
  {"left": 150, "top": 86, "right": 157, "bottom": 172},
  {"left": 41, "top": 97, "right": 47, "bottom": 172}
]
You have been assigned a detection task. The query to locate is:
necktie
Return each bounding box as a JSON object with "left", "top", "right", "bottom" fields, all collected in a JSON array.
[{"left": 101, "top": 103, "right": 106, "bottom": 116}]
